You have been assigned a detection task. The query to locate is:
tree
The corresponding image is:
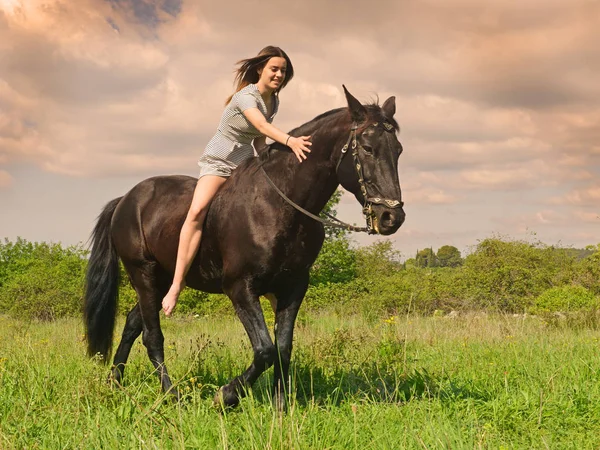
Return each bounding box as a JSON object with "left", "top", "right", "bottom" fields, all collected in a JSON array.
[
  {"left": 437, "top": 245, "right": 463, "bottom": 267},
  {"left": 356, "top": 240, "right": 402, "bottom": 278},
  {"left": 416, "top": 248, "right": 437, "bottom": 268}
]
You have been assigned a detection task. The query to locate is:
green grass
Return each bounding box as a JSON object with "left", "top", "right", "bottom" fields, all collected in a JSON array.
[{"left": 1, "top": 311, "right": 600, "bottom": 449}]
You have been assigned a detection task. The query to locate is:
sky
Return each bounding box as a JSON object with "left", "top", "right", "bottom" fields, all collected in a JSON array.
[{"left": 0, "top": 0, "right": 599, "bottom": 259}]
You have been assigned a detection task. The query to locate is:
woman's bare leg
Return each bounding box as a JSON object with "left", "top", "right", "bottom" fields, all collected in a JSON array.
[{"left": 162, "top": 175, "right": 227, "bottom": 316}]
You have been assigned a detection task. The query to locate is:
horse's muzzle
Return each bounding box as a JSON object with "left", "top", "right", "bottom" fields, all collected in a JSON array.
[{"left": 373, "top": 207, "right": 405, "bottom": 235}]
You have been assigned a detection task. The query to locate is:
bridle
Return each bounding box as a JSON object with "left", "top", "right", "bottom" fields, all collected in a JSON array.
[{"left": 261, "top": 121, "right": 404, "bottom": 234}]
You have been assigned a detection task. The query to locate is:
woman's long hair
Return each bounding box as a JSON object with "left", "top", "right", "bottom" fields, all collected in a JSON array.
[{"left": 225, "top": 46, "right": 294, "bottom": 105}]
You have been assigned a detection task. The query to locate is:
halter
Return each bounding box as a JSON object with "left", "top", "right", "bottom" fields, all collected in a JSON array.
[
  {"left": 334, "top": 122, "right": 404, "bottom": 233},
  {"left": 261, "top": 121, "right": 404, "bottom": 234}
]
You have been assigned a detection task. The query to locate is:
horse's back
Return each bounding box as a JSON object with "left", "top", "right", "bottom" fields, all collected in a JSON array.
[
  {"left": 109, "top": 165, "right": 325, "bottom": 293},
  {"left": 111, "top": 175, "right": 196, "bottom": 268}
]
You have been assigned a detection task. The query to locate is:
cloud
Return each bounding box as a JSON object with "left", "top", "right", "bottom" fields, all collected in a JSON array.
[
  {"left": 400, "top": 172, "right": 460, "bottom": 205},
  {"left": 106, "top": 0, "right": 182, "bottom": 28},
  {"left": 0, "top": 169, "right": 12, "bottom": 188},
  {"left": 459, "top": 167, "right": 537, "bottom": 189},
  {"left": 575, "top": 211, "right": 600, "bottom": 223},
  {"left": 408, "top": 187, "right": 458, "bottom": 205},
  {"left": 552, "top": 183, "right": 600, "bottom": 206},
  {"left": 494, "top": 206, "right": 600, "bottom": 231},
  {"left": 0, "top": 0, "right": 599, "bottom": 255}
]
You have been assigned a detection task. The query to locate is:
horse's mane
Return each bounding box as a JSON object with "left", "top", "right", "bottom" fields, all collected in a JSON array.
[
  {"left": 290, "top": 102, "right": 400, "bottom": 137},
  {"left": 258, "top": 101, "right": 399, "bottom": 163}
]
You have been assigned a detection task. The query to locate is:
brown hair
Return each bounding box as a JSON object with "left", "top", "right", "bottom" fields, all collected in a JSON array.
[{"left": 225, "top": 46, "right": 294, "bottom": 105}]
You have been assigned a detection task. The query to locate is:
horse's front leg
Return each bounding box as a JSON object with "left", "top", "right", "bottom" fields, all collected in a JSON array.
[
  {"left": 270, "top": 272, "right": 309, "bottom": 411},
  {"left": 216, "top": 278, "right": 275, "bottom": 408}
]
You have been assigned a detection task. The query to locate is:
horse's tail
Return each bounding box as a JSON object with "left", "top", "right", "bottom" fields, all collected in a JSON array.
[{"left": 84, "top": 196, "right": 123, "bottom": 363}]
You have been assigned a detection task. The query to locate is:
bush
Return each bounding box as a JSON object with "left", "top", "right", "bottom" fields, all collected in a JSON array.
[
  {"left": 460, "top": 237, "right": 579, "bottom": 312},
  {"left": 533, "top": 285, "right": 598, "bottom": 313},
  {"left": 0, "top": 239, "right": 87, "bottom": 320},
  {"left": 1, "top": 236, "right": 597, "bottom": 320},
  {"left": 310, "top": 235, "right": 357, "bottom": 285},
  {"left": 356, "top": 241, "right": 402, "bottom": 278},
  {"left": 574, "top": 245, "right": 600, "bottom": 295}
]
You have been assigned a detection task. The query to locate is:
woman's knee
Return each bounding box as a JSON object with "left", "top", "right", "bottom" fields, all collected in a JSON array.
[
  {"left": 187, "top": 203, "right": 208, "bottom": 223},
  {"left": 187, "top": 176, "right": 225, "bottom": 222}
]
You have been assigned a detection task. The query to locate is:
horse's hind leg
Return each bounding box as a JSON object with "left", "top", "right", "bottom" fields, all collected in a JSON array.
[
  {"left": 216, "top": 278, "right": 275, "bottom": 408},
  {"left": 128, "top": 264, "right": 179, "bottom": 398},
  {"left": 110, "top": 303, "right": 143, "bottom": 385}
]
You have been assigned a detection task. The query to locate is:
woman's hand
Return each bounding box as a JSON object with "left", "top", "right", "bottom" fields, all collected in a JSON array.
[{"left": 287, "top": 135, "right": 312, "bottom": 162}]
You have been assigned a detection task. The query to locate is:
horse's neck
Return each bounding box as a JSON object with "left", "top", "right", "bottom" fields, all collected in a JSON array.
[{"left": 265, "top": 126, "right": 343, "bottom": 214}]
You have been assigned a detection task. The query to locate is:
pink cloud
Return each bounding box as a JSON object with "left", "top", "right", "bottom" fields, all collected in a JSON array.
[
  {"left": 0, "top": 170, "right": 12, "bottom": 188},
  {"left": 574, "top": 211, "right": 600, "bottom": 223},
  {"left": 551, "top": 183, "right": 600, "bottom": 206},
  {"left": 407, "top": 188, "right": 458, "bottom": 205},
  {"left": 1, "top": 0, "right": 599, "bottom": 255}
]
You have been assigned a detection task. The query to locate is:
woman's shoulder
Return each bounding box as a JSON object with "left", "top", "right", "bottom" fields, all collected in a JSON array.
[
  {"left": 233, "top": 84, "right": 259, "bottom": 99},
  {"left": 231, "top": 84, "right": 261, "bottom": 112}
]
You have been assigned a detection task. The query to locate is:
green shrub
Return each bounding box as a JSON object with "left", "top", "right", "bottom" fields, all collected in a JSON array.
[
  {"left": 533, "top": 285, "right": 598, "bottom": 313},
  {"left": 310, "top": 235, "right": 357, "bottom": 285},
  {"left": 0, "top": 240, "right": 87, "bottom": 320},
  {"left": 304, "top": 279, "right": 370, "bottom": 311},
  {"left": 461, "top": 237, "right": 579, "bottom": 312},
  {"left": 574, "top": 245, "right": 600, "bottom": 295},
  {"left": 355, "top": 240, "right": 402, "bottom": 278},
  {"left": 0, "top": 236, "right": 597, "bottom": 320},
  {"left": 179, "top": 291, "right": 231, "bottom": 316}
]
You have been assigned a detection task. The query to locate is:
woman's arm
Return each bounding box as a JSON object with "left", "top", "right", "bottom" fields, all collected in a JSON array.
[{"left": 243, "top": 108, "right": 312, "bottom": 163}]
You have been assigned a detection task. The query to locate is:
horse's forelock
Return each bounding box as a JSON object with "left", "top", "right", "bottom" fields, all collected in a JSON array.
[{"left": 364, "top": 103, "right": 400, "bottom": 132}]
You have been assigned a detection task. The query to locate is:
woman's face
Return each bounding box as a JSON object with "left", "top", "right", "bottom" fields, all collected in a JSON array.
[{"left": 258, "top": 56, "right": 287, "bottom": 91}]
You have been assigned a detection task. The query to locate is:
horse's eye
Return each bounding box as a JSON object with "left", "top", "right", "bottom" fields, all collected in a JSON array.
[{"left": 362, "top": 145, "right": 373, "bottom": 154}]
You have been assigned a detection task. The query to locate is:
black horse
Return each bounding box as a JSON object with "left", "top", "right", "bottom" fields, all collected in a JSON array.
[{"left": 84, "top": 86, "right": 405, "bottom": 409}]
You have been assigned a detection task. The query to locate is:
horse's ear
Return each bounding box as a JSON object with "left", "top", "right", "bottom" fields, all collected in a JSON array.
[
  {"left": 343, "top": 85, "right": 367, "bottom": 123},
  {"left": 382, "top": 96, "right": 396, "bottom": 118}
]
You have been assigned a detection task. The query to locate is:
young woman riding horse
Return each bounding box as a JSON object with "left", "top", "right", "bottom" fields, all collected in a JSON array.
[
  {"left": 84, "top": 53, "right": 406, "bottom": 409},
  {"left": 162, "top": 46, "right": 312, "bottom": 317}
]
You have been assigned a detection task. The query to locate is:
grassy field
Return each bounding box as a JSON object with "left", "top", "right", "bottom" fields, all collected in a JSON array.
[{"left": 1, "top": 309, "right": 600, "bottom": 449}]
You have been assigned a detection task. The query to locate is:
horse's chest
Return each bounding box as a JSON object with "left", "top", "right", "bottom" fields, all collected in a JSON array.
[{"left": 275, "top": 225, "right": 324, "bottom": 267}]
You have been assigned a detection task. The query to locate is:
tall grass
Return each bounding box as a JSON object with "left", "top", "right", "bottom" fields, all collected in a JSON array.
[{"left": 1, "top": 312, "right": 599, "bottom": 449}]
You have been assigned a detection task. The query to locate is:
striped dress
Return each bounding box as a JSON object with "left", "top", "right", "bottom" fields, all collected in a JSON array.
[{"left": 198, "top": 83, "right": 279, "bottom": 178}]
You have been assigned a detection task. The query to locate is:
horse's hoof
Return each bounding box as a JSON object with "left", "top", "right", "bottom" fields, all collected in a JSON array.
[
  {"left": 164, "top": 385, "right": 181, "bottom": 402},
  {"left": 107, "top": 371, "right": 122, "bottom": 388},
  {"left": 108, "top": 364, "right": 125, "bottom": 386},
  {"left": 213, "top": 385, "right": 240, "bottom": 409}
]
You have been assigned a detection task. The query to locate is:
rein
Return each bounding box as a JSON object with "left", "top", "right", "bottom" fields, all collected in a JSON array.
[
  {"left": 260, "top": 122, "right": 403, "bottom": 234},
  {"left": 261, "top": 166, "right": 370, "bottom": 233}
]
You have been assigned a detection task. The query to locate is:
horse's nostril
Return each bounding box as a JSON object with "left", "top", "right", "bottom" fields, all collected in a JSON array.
[
  {"left": 379, "top": 210, "right": 405, "bottom": 229},
  {"left": 381, "top": 211, "right": 393, "bottom": 226}
]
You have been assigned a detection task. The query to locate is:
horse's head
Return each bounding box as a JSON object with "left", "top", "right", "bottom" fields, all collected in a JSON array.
[{"left": 336, "top": 86, "right": 406, "bottom": 235}]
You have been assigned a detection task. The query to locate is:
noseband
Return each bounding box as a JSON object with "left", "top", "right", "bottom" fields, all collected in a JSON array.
[{"left": 261, "top": 122, "right": 403, "bottom": 234}]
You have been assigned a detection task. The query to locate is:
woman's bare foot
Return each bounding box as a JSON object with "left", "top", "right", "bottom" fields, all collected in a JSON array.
[{"left": 162, "top": 285, "right": 182, "bottom": 316}]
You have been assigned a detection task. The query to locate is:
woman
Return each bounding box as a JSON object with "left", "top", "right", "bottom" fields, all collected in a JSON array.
[{"left": 162, "top": 46, "right": 312, "bottom": 316}]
